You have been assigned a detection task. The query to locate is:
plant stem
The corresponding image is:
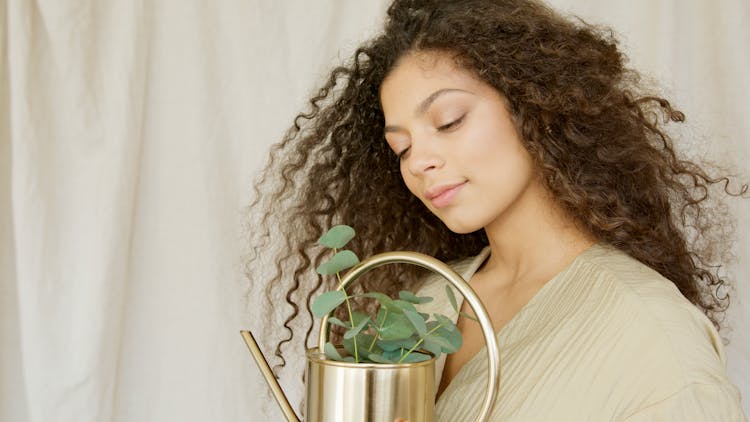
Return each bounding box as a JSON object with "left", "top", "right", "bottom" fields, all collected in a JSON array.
[
  {"left": 334, "top": 248, "right": 358, "bottom": 362},
  {"left": 397, "top": 323, "right": 443, "bottom": 364},
  {"left": 368, "top": 307, "right": 387, "bottom": 352}
]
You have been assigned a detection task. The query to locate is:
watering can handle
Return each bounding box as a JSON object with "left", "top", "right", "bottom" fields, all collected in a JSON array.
[{"left": 317, "top": 251, "right": 501, "bottom": 422}]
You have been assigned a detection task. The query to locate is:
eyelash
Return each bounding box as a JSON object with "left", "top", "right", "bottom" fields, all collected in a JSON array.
[
  {"left": 397, "top": 148, "right": 410, "bottom": 160},
  {"left": 396, "top": 115, "right": 465, "bottom": 160},
  {"left": 438, "top": 115, "right": 465, "bottom": 131}
]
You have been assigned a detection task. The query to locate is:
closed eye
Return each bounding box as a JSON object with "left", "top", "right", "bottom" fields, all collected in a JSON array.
[{"left": 438, "top": 115, "right": 465, "bottom": 131}]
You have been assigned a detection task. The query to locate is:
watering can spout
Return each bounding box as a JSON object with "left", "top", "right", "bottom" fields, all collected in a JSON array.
[{"left": 240, "top": 330, "right": 301, "bottom": 422}]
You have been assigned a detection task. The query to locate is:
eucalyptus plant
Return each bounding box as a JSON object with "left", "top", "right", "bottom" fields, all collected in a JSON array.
[{"left": 311, "top": 225, "right": 478, "bottom": 364}]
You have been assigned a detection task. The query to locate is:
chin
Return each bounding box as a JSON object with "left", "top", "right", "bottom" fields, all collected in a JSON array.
[
  {"left": 440, "top": 218, "right": 484, "bottom": 235},
  {"left": 425, "top": 203, "right": 486, "bottom": 234}
]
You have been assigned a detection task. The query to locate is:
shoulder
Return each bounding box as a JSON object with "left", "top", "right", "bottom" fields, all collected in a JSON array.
[
  {"left": 540, "top": 244, "right": 744, "bottom": 417},
  {"left": 572, "top": 244, "right": 729, "bottom": 386},
  {"left": 619, "top": 382, "right": 748, "bottom": 421}
]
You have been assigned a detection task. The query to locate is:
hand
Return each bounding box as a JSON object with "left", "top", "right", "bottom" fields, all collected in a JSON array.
[{"left": 394, "top": 419, "right": 409, "bottom": 422}]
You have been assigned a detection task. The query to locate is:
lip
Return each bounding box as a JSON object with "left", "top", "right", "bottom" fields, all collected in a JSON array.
[{"left": 425, "top": 181, "right": 467, "bottom": 208}]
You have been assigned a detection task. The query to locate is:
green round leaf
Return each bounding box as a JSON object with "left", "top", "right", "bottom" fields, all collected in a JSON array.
[
  {"left": 359, "top": 292, "right": 392, "bottom": 304},
  {"left": 383, "top": 349, "right": 404, "bottom": 361},
  {"left": 324, "top": 342, "right": 343, "bottom": 361},
  {"left": 459, "top": 311, "right": 479, "bottom": 322},
  {"left": 316, "top": 250, "right": 360, "bottom": 275},
  {"left": 422, "top": 337, "right": 443, "bottom": 358},
  {"left": 378, "top": 313, "right": 414, "bottom": 340},
  {"left": 311, "top": 290, "right": 346, "bottom": 317},
  {"left": 359, "top": 292, "right": 402, "bottom": 314},
  {"left": 351, "top": 311, "right": 370, "bottom": 327},
  {"left": 441, "top": 329, "right": 462, "bottom": 351},
  {"left": 328, "top": 317, "right": 351, "bottom": 328},
  {"left": 404, "top": 309, "right": 426, "bottom": 337},
  {"left": 376, "top": 307, "right": 388, "bottom": 326},
  {"left": 317, "top": 225, "right": 356, "bottom": 249},
  {"left": 426, "top": 334, "right": 456, "bottom": 353},
  {"left": 344, "top": 316, "right": 371, "bottom": 339},
  {"left": 434, "top": 314, "right": 458, "bottom": 332},
  {"left": 398, "top": 290, "right": 434, "bottom": 304},
  {"left": 377, "top": 337, "right": 417, "bottom": 352},
  {"left": 427, "top": 321, "right": 463, "bottom": 352},
  {"left": 444, "top": 285, "right": 459, "bottom": 312},
  {"left": 392, "top": 299, "right": 418, "bottom": 313},
  {"left": 367, "top": 353, "right": 395, "bottom": 364},
  {"left": 343, "top": 333, "right": 378, "bottom": 359},
  {"left": 399, "top": 351, "right": 432, "bottom": 363}
]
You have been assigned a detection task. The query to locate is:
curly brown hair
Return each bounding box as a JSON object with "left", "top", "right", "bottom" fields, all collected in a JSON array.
[{"left": 245, "top": 0, "right": 746, "bottom": 379}]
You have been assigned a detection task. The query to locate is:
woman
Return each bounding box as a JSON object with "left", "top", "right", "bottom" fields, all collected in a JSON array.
[{"left": 247, "top": 0, "right": 747, "bottom": 420}]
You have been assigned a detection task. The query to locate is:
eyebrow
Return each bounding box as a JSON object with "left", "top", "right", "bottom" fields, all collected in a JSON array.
[{"left": 384, "top": 88, "right": 472, "bottom": 133}]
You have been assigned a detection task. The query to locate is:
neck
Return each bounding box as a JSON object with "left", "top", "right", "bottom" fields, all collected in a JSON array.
[{"left": 479, "top": 177, "right": 595, "bottom": 292}]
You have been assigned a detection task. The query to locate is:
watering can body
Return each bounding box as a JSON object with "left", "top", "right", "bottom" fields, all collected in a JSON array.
[
  {"left": 305, "top": 347, "right": 435, "bottom": 421},
  {"left": 242, "top": 251, "right": 501, "bottom": 422}
]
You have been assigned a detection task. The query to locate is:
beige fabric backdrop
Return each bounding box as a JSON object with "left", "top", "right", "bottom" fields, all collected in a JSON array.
[{"left": 0, "top": 1, "right": 747, "bottom": 421}]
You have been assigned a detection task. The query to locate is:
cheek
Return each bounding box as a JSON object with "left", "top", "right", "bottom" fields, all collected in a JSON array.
[
  {"left": 400, "top": 166, "right": 422, "bottom": 197},
  {"left": 468, "top": 120, "right": 530, "bottom": 171}
]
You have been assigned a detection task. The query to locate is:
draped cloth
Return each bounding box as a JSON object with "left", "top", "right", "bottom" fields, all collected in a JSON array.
[
  {"left": 1, "top": 1, "right": 748, "bottom": 420},
  {"left": 416, "top": 244, "right": 747, "bottom": 421}
]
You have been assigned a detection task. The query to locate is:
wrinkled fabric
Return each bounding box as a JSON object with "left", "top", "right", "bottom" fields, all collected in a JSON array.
[
  {"left": 1, "top": 1, "right": 748, "bottom": 421},
  {"left": 417, "top": 245, "right": 747, "bottom": 421},
  {"left": 0, "top": 1, "right": 388, "bottom": 421}
]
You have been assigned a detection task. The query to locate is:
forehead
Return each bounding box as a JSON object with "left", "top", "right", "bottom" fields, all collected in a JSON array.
[{"left": 379, "top": 51, "right": 491, "bottom": 116}]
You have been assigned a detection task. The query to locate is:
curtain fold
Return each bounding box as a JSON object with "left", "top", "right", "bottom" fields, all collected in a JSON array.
[
  {"left": 3, "top": 1, "right": 151, "bottom": 420},
  {"left": 1, "top": 1, "right": 29, "bottom": 420},
  {"left": 0, "top": 1, "right": 747, "bottom": 421}
]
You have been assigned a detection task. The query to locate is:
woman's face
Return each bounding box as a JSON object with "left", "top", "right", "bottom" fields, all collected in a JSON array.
[{"left": 380, "top": 51, "right": 541, "bottom": 234}]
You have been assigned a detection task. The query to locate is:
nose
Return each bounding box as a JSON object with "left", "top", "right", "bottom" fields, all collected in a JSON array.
[{"left": 405, "top": 136, "right": 445, "bottom": 176}]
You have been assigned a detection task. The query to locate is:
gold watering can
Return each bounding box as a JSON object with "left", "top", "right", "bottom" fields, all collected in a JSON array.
[{"left": 241, "top": 251, "right": 501, "bottom": 422}]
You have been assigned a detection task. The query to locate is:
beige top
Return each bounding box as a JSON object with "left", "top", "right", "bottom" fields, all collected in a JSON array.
[{"left": 414, "top": 243, "right": 747, "bottom": 421}]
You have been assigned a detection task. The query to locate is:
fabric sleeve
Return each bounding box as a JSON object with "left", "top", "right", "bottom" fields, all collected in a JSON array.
[{"left": 622, "top": 383, "right": 748, "bottom": 422}]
